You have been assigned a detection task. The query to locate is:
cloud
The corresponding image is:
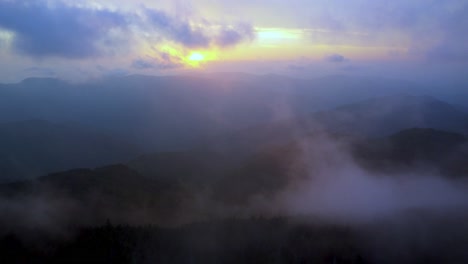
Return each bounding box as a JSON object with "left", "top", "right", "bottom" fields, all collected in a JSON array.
[
  {"left": 215, "top": 24, "right": 255, "bottom": 47},
  {"left": 145, "top": 8, "right": 210, "bottom": 48},
  {"left": 0, "top": 1, "right": 130, "bottom": 59},
  {"left": 324, "top": 54, "right": 347, "bottom": 63},
  {"left": 0, "top": 1, "right": 255, "bottom": 61},
  {"left": 307, "top": 0, "right": 468, "bottom": 63},
  {"left": 132, "top": 59, "right": 155, "bottom": 70},
  {"left": 132, "top": 53, "right": 183, "bottom": 70},
  {"left": 23, "top": 67, "right": 56, "bottom": 76},
  {"left": 144, "top": 8, "right": 255, "bottom": 49},
  {"left": 96, "top": 64, "right": 129, "bottom": 77}
]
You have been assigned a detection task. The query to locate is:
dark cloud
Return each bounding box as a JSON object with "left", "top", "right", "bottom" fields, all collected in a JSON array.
[
  {"left": 324, "top": 54, "right": 347, "bottom": 63},
  {"left": 145, "top": 8, "right": 210, "bottom": 48},
  {"left": 132, "top": 54, "right": 183, "bottom": 70},
  {"left": 0, "top": 1, "right": 129, "bottom": 59},
  {"left": 215, "top": 24, "right": 255, "bottom": 47},
  {"left": 145, "top": 8, "right": 255, "bottom": 49},
  {"left": 132, "top": 59, "right": 155, "bottom": 70}
]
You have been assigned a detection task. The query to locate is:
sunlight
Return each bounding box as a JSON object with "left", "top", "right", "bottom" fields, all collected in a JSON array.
[
  {"left": 255, "top": 27, "right": 303, "bottom": 47},
  {"left": 185, "top": 51, "right": 218, "bottom": 68},
  {"left": 189, "top": 52, "right": 205, "bottom": 62}
]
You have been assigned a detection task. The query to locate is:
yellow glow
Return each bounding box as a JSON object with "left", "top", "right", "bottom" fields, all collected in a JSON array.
[
  {"left": 140, "top": 26, "right": 409, "bottom": 70},
  {"left": 255, "top": 27, "right": 303, "bottom": 47},
  {"left": 161, "top": 45, "right": 182, "bottom": 57},
  {"left": 256, "top": 28, "right": 302, "bottom": 41},
  {"left": 185, "top": 51, "right": 219, "bottom": 68}
]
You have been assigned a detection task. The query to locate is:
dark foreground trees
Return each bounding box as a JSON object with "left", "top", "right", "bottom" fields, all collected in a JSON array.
[{"left": 1, "top": 215, "right": 467, "bottom": 264}]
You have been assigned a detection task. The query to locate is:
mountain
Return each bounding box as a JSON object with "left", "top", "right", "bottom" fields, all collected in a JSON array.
[
  {"left": 0, "top": 74, "right": 429, "bottom": 151},
  {"left": 312, "top": 95, "right": 468, "bottom": 137},
  {"left": 0, "top": 127, "right": 467, "bottom": 231},
  {"left": 204, "top": 95, "right": 468, "bottom": 157},
  {"left": 128, "top": 149, "right": 298, "bottom": 205},
  {"left": 0, "top": 164, "right": 196, "bottom": 227},
  {"left": 0, "top": 120, "right": 141, "bottom": 182},
  {"left": 352, "top": 128, "right": 468, "bottom": 177},
  {"left": 127, "top": 151, "right": 236, "bottom": 188}
]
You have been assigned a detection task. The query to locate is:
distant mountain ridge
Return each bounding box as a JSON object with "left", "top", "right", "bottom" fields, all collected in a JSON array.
[
  {"left": 205, "top": 94, "right": 468, "bottom": 155},
  {"left": 0, "top": 74, "right": 434, "bottom": 151},
  {"left": 0, "top": 120, "right": 141, "bottom": 182},
  {"left": 312, "top": 94, "right": 468, "bottom": 136},
  {"left": 352, "top": 128, "right": 468, "bottom": 176}
]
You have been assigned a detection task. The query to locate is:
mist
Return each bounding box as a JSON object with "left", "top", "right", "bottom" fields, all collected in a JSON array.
[{"left": 272, "top": 133, "right": 468, "bottom": 223}]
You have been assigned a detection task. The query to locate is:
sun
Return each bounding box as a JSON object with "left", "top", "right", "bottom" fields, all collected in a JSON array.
[
  {"left": 185, "top": 51, "right": 217, "bottom": 67},
  {"left": 188, "top": 52, "right": 205, "bottom": 62}
]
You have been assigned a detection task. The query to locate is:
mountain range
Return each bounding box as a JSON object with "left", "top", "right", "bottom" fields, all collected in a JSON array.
[
  {"left": 0, "top": 120, "right": 140, "bottom": 182},
  {"left": 1, "top": 127, "right": 467, "bottom": 228},
  {"left": 0, "top": 74, "right": 448, "bottom": 151}
]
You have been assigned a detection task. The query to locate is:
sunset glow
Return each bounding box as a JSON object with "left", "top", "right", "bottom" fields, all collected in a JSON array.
[{"left": 0, "top": 0, "right": 465, "bottom": 82}]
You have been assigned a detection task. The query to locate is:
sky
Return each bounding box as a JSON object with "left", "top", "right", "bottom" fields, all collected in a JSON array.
[{"left": 0, "top": 0, "right": 467, "bottom": 83}]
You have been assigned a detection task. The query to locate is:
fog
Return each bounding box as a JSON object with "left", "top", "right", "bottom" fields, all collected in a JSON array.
[{"left": 273, "top": 134, "right": 468, "bottom": 223}]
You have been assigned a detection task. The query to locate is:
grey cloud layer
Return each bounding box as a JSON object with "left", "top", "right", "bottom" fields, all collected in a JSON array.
[{"left": 0, "top": 1, "right": 255, "bottom": 59}]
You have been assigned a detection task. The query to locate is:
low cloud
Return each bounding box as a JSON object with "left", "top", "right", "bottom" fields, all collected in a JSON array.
[
  {"left": 132, "top": 53, "right": 183, "bottom": 70},
  {"left": 24, "top": 67, "right": 56, "bottom": 76},
  {"left": 324, "top": 54, "right": 348, "bottom": 63},
  {"left": 258, "top": 133, "right": 468, "bottom": 223}
]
